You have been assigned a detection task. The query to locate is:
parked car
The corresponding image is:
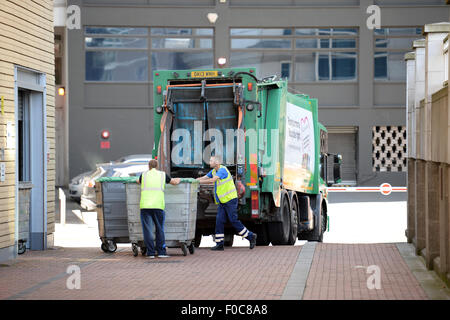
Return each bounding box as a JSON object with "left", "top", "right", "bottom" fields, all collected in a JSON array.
[
  {"left": 112, "top": 154, "right": 152, "bottom": 164},
  {"left": 69, "top": 170, "right": 95, "bottom": 201},
  {"left": 80, "top": 162, "right": 148, "bottom": 211},
  {"left": 70, "top": 154, "right": 151, "bottom": 202}
]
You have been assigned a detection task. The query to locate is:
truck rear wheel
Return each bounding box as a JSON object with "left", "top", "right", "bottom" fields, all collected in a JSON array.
[{"left": 268, "top": 191, "right": 290, "bottom": 245}]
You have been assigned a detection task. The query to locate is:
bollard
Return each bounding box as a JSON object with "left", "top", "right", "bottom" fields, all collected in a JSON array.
[{"left": 59, "top": 188, "right": 66, "bottom": 226}]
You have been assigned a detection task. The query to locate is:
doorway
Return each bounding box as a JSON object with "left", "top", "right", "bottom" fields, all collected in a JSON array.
[{"left": 15, "top": 67, "right": 47, "bottom": 251}]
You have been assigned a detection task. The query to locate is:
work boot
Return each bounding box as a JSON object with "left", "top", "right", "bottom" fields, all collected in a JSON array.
[
  {"left": 249, "top": 233, "right": 257, "bottom": 249},
  {"left": 211, "top": 243, "right": 224, "bottom": 251}
]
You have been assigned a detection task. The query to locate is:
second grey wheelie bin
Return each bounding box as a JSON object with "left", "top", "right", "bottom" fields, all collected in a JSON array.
[
  {"left": 125, "top": 178, "right": 199, "bottom": 257},
  {"left": 95, "top": 177, "right": 138, "bottom": 253}
]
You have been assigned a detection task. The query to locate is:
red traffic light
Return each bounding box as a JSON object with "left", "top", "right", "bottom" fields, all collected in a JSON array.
[{"left": 101, "top": 130, "right": 110, "bottom": 139}]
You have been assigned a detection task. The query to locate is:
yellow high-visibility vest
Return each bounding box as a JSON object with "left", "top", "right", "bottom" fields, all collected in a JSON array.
[
  {"left": 213, "top": 165, "right": 237, "bottom": 204},
  {"left": 140, "top": 169, "right": 165, "bottom": 210}
]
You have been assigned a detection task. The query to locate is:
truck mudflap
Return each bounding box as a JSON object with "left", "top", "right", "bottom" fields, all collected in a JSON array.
[
  {"left": 298, "top": 193, "right": 325, "bottom": 242},
  {"left": 297, "top": 195, "right": 315, "bottom": 232}
]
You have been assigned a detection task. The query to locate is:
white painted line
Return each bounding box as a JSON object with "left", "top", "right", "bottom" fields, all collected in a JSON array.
[{"left": 328, "top": 186, "right": 407, "bottom": 193}]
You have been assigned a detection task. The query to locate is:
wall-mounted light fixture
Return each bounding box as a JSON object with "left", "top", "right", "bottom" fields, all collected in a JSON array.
[
  {"left": 58, "top": 87, "right": 65, "bottom": 96},
  {"left": 217, "top": 57, "right": 227, "bottom": 67},
  {"left": 207, "top": 12, "right": 218, "bottom": 24}
]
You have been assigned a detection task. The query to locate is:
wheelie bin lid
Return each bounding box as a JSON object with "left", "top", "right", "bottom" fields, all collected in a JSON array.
[
  {"left": 179, "top": 178, "right": 199, "bottom": 184},
  {"left": 97, "top": 176, "right": 199, "bottom": 184},
  {"left": 96, "top": 176, "right": 139, "bottom": 183}
]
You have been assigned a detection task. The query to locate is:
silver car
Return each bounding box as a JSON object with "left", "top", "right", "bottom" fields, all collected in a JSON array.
[
  {"left": 80, "top": 163, "right": 149, "bottom": 211},
  {"left": 70, "top": 154, "right": 152, "bottom": 202},
  {"left": 69, "top": 170, "right": 94, "bottom": 201}
]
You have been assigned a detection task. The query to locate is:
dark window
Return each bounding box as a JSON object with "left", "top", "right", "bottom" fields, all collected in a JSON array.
[
  {"left": 374, "top": 27, "right": 421, "bottom": 81},
  {"left": 84, "top": 27, "right": 214, "bottom": 82},
  {"left": 231, "top": 28, "right": 358, "bottom": 82}
]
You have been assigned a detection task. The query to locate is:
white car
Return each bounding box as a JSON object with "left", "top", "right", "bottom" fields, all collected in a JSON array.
[
  {"left": 69, "top": 170, "right": 94, "bottom": 201},
  {"left": 70, "top": 154, "right": 151, "bottom": 202},
  {"left": 112, "top": 154, "right": 152, "bottom": 164}
]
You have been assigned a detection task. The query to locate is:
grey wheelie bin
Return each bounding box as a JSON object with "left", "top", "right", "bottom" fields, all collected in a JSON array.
[
  {"left": 18, "top": 182, "right": 32, "bottom": 254},
  {"left": 125, "top": 178, "right": 199, "bottom": 257},
  {"left": 95, "top": 177, "right": 138, "bottom": 253}
]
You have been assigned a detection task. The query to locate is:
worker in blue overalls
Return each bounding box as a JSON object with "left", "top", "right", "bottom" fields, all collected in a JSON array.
[{"left": 196, "top": 156, "right": 257, "bottom": 251}]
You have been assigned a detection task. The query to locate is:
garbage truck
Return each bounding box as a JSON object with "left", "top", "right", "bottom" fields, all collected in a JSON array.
[{"left": 152, "top": 68, "right": 342, "bottom": 246}]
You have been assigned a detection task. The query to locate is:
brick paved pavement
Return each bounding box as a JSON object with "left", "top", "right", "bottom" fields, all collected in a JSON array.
[
  {"left": 302, "top": 243, "right": 429, "bottom": 300},
  {"left": 1, "top": 242, "right": 447, "bottom": 300},
  {"left": 0, "top": 245, "right": 302, "bottom": 300}
]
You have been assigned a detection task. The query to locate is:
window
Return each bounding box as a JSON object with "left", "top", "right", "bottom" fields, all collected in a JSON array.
[
  {"left": 84, "top": 27, "right": 214, "bottom": 82},
  {"left": 230, "top": 52, "right": 293, "bottom": 80},
  {"left": 230, "top": 28, "right": 358, "bottom": 82},
  {"left": 281, "top": 62, "right": 291, "bottom": 79},
  {"left": 150, "top": 28, "right": 214, "bottom": 79},
  {"left": 151, "top": 52, "right": 214, "bottom": 73},
  {"left": 85, "top": 27, "right": 148, "bottom": 82},
  {"left": 55, "top": 34, "right": 63, "bottom": 85},
  {"left": 86, "top": 51, "right": 148, "bottom": 82},
  {"left": 374, "top": 27, "right": 421, "bottom": 81}
]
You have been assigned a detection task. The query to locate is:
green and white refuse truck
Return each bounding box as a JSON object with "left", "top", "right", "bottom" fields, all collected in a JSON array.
[{"left": 152, "top": 68, "right": 342, "bottom": 246}]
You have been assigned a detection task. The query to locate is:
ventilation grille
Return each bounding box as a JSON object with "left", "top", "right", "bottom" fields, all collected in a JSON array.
[{"left": 372, "top": 126, "right": 407, "bottom": 172}]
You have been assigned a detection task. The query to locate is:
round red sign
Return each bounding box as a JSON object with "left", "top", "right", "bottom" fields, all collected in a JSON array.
[{"left": 380, "top": 183, "right": 392, "bottom": 195}]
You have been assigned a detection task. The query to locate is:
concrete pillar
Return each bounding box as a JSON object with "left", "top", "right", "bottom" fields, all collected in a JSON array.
[
  {"left": 425, "top": 161, "right": 440, "bottom": 269},
  {"left": 405, "top": 52, "right": 416, "bottom": 243},
  {"left": 424, "top": 23, "right": 450, "bottom": 160},
  {"left": 406, "top": 52, "right": 416, "bottom": 158},
  {"left": 407, "top": 158, "right": 416, "bottom": 243},
  {"left": 439, "top": 163, "right": 449, "bottom": 286},
  {"left": 413, "top": 39, "right": 425, "bottom": 160},
  {"left": 415, "top": 159, "right": 426, "bottom": 255},
  {"left": 412, "top": 40, "right": 426, "bottom": 254}
]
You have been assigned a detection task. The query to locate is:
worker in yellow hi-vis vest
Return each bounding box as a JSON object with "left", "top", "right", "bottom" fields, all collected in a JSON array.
[
  {"left": 137, "top": 159, "right": 180, "bottom": 259},
  {"left": 196, "top": 156, "right": 257, "bottom": 251}
]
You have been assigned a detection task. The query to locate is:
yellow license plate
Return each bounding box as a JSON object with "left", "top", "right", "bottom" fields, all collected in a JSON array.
[{"left": 191, "top": 71, "right": 218, "bottom": 78}]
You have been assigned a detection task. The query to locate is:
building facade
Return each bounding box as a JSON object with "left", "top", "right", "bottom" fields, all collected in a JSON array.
[
  {"left": 0, "top": 0, "right": 56, "bottom": 262},
  {"left": 66, "top": 0, "right": 450, "bottom": 186}
]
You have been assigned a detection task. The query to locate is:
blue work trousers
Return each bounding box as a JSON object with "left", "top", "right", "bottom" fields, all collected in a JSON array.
[
  {"left": 140, "top": 209, "right": 167, "bottom": 256},
  {"left": 215, "top": 198, "right": 254, "bottom": 244}
]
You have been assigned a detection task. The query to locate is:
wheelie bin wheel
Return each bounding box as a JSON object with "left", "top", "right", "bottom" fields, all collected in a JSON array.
[
  {"left": 181, "top": 243, "right": 188, "bottom": 256},
  {"left": 18, "top": 242, "right": 26, "bottom": 255},
  {"left": 132, "top": 244, "right": 139, "bottom": 257},
  {"left": 188, "top": 243, "right": 195, "bottom": 255},
  {"left": 108, "top": 240, "right": 117, "bottom": 253},
  {"left": 141, "top": 247, "right": 147, "bottom": 256},
  {"left": 101, "top": 242, "right": 109, "bottom": 253}
]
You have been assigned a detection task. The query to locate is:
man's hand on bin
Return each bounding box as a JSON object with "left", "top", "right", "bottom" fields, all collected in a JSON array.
[{"left": 169, "top": 178, "right": 181, "bottom": 185}]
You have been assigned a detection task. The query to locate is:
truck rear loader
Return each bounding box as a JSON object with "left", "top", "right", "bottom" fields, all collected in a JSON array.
[{"left": 152, "top": 68, "right": 342, "bottom": 246}]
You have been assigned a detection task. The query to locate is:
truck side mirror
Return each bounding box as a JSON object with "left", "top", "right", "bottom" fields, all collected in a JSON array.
[{"left": 333, "top": 154, "right": 342, "bottom": 184}]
